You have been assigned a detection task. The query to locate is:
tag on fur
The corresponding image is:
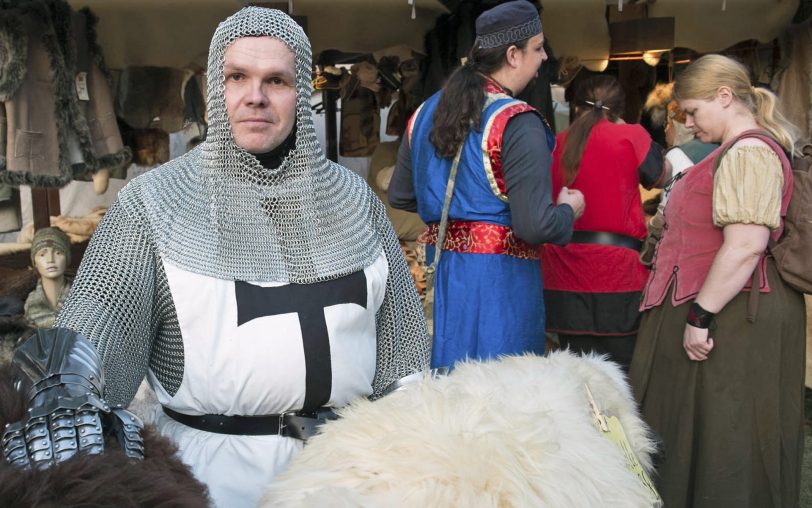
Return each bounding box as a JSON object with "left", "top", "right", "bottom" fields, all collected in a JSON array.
[
  {"left": 75, "top": 72, "right": 90, "bottom": 101},
  {"left": 601, "top": 415, "right": 662, "bottom": 507},
  {"left": 587, "top": 384, "right": 662, "bottom": 507}
]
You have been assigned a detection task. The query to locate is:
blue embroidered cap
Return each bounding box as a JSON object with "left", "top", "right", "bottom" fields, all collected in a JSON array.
[{"left": 474, "top": 1, "right": 542, "bottom": 49}]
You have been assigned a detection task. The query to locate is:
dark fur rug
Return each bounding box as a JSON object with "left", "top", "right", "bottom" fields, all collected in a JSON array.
[{"left": 0, "top": 365, "right": 210, "bottom": 507}]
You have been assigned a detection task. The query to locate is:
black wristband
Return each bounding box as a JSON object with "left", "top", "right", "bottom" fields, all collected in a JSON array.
[{"left": 686, "top": 301, "right": 715, "bottom": 329}]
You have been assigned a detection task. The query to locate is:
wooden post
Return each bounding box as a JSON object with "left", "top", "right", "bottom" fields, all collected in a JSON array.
[
  {"left": 46, "top": 188, "right": 60, "bottom": 217},
  {"left": 30, "top": 187, "right": 61, "bottom": 231},
  {"left": 323, "top": 88, "right": 339, "bottom": 162},
  {"left": 31, "top": 188, "right": 50, "bottom": 231}
]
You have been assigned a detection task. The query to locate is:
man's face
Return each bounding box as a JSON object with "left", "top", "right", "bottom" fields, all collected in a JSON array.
[
  {"left": 514, "top": 33, "right": 547, "bottom": 94},
  {"left": 224, "top": 36, "right": 297, "bottom": 154}
]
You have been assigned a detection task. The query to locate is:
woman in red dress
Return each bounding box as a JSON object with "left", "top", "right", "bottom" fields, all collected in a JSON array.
[{"left": 542, "top": 75, "right": 667, "bottom": 371}]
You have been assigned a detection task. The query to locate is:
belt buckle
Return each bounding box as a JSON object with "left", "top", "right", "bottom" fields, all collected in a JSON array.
[
  {"left": 278, "top": 410, "right": 294, "bottom": 437},
  {"left": 280, "top": 411, "right": 320, "bottom": 442}
]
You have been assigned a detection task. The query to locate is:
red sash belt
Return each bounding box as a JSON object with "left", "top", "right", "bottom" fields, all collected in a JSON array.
[{"left": 418, "top": 220, "right": 539, "bottom": 260}]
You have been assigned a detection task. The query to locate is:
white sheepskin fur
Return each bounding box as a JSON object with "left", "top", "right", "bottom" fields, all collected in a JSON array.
[{"left": 259, "top": 351, "right": 657, "bottom": 508}]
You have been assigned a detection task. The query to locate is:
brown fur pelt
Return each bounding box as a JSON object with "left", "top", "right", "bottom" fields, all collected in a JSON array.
[
  {"left": 0, "top": 268, "right": 37, "bottom": 366},
  {"left": 0, "top": 312, "right": 32, "bottom": 367},
  {"left": 399, "top": 241, "right": 425, "bottom": 296},
  {"left": 130, "top": 128, "right": 170, "bottom": 167},
  {"left": 643, "top": 82, "right": 674, "bottom": 129},
  {"left": 0, "top": 365, "right": 210, "bottom": 507},
  {"left": 0, "top": 267, "right": 37, "bottom": 303}
]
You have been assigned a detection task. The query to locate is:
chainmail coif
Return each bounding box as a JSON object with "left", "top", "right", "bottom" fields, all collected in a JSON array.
[
  {"left": 147, "top": 7, "right": 382, "bottom": 282},
  {"left": 57, "top": 7, "right": 430, "bottom": 406}
]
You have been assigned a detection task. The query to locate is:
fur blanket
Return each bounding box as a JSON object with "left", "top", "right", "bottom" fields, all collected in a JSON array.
[
  {"left": 0, "top": 365, "right": 209, "bottom": 507},
  {"left": 260, "top": 352, "right": 657, "bottom": 508}
]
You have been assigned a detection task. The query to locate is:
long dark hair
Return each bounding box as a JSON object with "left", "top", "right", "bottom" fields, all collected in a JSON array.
[
  {"left": 560, "top": 75, "right": 625, "bottom": 184},
  {"left": 429, "top": 39, "right": 530, "bottom": 159}
]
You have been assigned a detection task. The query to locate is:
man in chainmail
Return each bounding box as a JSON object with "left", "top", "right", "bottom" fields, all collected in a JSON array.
[{"left": 2, "top": 7, "right": 429, "bottom": 507}]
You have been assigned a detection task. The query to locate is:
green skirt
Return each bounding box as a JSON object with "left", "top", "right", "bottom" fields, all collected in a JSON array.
[{"left": 630, "top": 259, "right": 806, "bottom": 508}]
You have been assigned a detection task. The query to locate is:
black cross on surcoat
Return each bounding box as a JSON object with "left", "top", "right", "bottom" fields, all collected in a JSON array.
[{"left": 234, "top": 271, "right": 367, "bottom": 412}]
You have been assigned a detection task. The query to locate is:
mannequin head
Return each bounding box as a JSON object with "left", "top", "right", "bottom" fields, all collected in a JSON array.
[{"left": 30, "top": 228, "right": 70, "bottom": 281}]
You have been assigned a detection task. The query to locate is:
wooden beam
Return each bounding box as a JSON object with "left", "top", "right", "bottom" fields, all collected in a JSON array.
[
  {"left": 609, "top": 17, "right": 675, "bottom": 54},
  {"left": 31, "top": 188, "right": 50, "bottom": 231},
  {"left": 323, "top": 88, "right": 338, "bottom": 162},
  {"left": 46, "top": 188, "right": 60, "bottom": 218}
]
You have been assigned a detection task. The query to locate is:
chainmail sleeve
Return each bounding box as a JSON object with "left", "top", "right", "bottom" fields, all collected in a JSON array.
[
  {"left": 56, "top": 183, "right": 159, "bottom": 407},
  {"left": 370, "top": 198, "right": 431, "bottom": 398}
]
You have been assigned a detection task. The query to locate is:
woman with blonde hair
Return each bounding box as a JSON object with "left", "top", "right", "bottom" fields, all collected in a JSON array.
[{"left": 630, "top": 54, "right": 804, "bottom": 507}]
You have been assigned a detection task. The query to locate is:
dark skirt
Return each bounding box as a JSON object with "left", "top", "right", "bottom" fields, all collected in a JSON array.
[
  {"left": 629, "top": 259, "right": 806, "bottom": 507},
  {"left": 558, "top": 333, "right": 636, "bottom": 372}
]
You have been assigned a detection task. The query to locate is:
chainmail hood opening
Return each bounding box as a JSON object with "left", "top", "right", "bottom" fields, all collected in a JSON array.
[{"left": 137, "top": 7, "right": 383, "bottom": 283}]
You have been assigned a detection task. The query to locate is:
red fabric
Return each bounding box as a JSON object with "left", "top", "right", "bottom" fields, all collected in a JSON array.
[
  {"left": 542, "top": 120, "right": 653, "bottom": 293},
  {"left": 419, "top": 220, "right": 539, "bottom": 260},
  {"left": 484, "top": 79, "right": 508, "bottom": 96},
  {"left": 640, "top": 132, "right": 793, "bottom": 310},
  {"left": 406, "top": 103, "right": 422, "bottom": 144},
  {"left": 485, "top": 103, "right": 536, "bottom": 196}
]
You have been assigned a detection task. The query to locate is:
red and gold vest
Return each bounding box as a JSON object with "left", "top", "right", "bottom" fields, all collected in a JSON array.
[{"left": 640, "top": 132, "right": 793, "bottom": 310}]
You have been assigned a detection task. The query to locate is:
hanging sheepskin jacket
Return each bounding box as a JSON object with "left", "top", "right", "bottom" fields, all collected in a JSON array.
[{"left": 0, "top": 0, "right": 130, "bottom": 188}]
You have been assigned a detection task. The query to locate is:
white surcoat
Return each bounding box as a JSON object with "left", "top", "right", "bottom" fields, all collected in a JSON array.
[{"left": 147, "top": 253, "right": 388, "bottom": 507}]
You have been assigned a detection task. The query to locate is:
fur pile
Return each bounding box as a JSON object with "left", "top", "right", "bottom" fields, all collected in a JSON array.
[
  {"left": 0, "top": 267, "right": 36, "bottom": 366},
  {"left": 260, "top": 352, "right": 657, "bottom": 508},
  {"left": 16, "top": 208, "right": 106, "bottom": 244},
  {"left": 0, "top": 365, "right": 209, "bottom": 507},
  {"left": 643, "top": 82, "right": 674, "bottom": 129}
]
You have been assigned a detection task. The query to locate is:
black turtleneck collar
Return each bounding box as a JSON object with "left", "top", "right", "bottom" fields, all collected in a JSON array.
[{"left": 254, "top": 124, "right": 297, "bottom": 170}]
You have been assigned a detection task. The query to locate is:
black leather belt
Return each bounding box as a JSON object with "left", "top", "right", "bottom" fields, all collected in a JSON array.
[
  {"left": 570, "top": 231, "right": 643, "bottom": 251},
  {"left": 162, "top": 406, "right": 337, "bottom": 441}
]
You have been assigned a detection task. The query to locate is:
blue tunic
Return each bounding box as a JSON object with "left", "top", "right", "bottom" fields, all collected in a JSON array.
[{"left": 409, "top": 90, "right": 555, "bottom": 368}]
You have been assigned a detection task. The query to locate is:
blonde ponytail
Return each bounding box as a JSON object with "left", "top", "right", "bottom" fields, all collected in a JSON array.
[
  {"left": 674, "top": 54, "right": 800, "bottom": 154},
  {"left": 751, "top": 86, "right": 800, "bottom": 155}
]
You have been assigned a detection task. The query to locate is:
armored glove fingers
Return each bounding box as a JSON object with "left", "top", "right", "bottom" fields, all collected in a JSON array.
[
  {"left": 2, "top": 328, "right": 144, "bottom": 468},
  {"left": 107, "top": 406, "right": 145, "bottom": 460}
]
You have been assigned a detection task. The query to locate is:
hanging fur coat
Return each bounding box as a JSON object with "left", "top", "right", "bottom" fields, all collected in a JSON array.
[{"left": 0, "top": 0, "right": 130, "bottom": 188}]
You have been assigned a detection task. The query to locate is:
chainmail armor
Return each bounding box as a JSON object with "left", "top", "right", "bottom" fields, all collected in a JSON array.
[
  {"left": 140, "top": 7, "right": 383, "bottom": 283},
  {"left": 57, "top": 6, "right": 429, "bottom": 406},
  {"left": 148, "top": 260, "right": 185, "bottom": 396}
]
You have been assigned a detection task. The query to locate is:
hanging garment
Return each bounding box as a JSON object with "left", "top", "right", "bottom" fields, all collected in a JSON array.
[{"left": 0, "top": 1, "right": 129, "bottom": 187}]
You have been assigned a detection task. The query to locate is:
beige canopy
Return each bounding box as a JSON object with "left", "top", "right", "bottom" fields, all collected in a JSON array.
[
  {"left": 67, "top": 0, "right": 449, "bottom": 69},
  {"left": 68, "top": 0, "right": 798, "bottom": 71}
]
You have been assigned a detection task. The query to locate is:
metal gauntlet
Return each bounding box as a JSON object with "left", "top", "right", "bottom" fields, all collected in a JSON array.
[{"left": 2, "top": 328, "right": 144, "bottom": 468}]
